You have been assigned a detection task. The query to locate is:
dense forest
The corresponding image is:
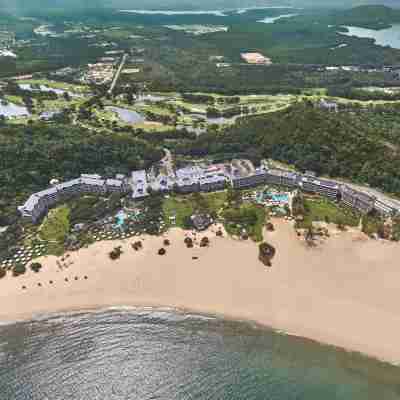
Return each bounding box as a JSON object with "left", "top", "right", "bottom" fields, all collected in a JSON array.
[
  {"left": 172, "top": 103, "right": 400, "bottom": 196},
  {"left": 0, "top": 123, "right": 163, "bottom": 224}
]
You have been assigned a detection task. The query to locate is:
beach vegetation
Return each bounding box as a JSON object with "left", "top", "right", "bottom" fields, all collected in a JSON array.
[
  {"left": 295, "top": 198, "right": 359, "bottom": 230},
  {"left": 12, "top": 263, "right": 26, "bottom": 277},
  {"left": 132, "top": 241, "right": 143, "bottom": 251},
  {"left": 184, "top": 237, "right": 194, "bottom": 248},
  {"left": 0, "top": 268, "right": 6, "bottom": 279},
  {"left": 222, "top": 204, "right": 266, "bottom": 242},
  {"left": 266, "top": 222, "right": 275, "bottom": 232},
  {"left": 258, "top": 242, "right": 276, "bottom": 267},
  {"left": 362, "top": 211, "right": 384, "bottom": 238},
  {"left": 200, "top": 237, "right": 210, "bottom": 247},
  {"left": 158, "top": 248, "right": 166, "bottom": 255},
  {"left": 377, "top": 223, "right": 391, "bottom": 240},
  {"left": 30, "top": 262, "right": 42, "bottom": 273},
  {"left": 391, "top": 217, "right": 400, "bottom": 241},
  {"left": 109, "top": 246, "right": 123, "bottom": 260}
]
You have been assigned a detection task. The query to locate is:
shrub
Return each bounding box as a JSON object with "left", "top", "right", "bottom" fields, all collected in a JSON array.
[
  {"left": 258, "top": 242, "right": 276, "bottom": 267},
  {"left": 109, "top": 246, "right": 123, "bottom": 260},
  {"left": 30, "top": 262, "right": 42, "bottom": 273},
  {"left": 266, "top": 222, "right": 275, "bottom": 232},
  {"left": 184, "top": 237, "right": 194, "bottom": 248},
  {"left": 200, "top": 237, "right": 210, "bottom": 247},
  {"left": 13, "top": 263, "right": 26, "bottom": 276}
]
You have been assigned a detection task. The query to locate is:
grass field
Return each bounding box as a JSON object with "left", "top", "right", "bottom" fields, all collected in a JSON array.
[
  {"left": 300, "top": 198, "right": 360, "bottom": 229},
  {"left": 222, "top": 203, "right": 266, "bottom": 242},
  {"left": 39, "top": 205, "right": 70, "bottom": 255},
  {"left": 163, "top": 192, "right": 227, "bottom": 228}
]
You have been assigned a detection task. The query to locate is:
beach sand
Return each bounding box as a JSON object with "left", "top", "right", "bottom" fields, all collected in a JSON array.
[{"left": 1, "top": 219, "right": 400, "bottom": 364}]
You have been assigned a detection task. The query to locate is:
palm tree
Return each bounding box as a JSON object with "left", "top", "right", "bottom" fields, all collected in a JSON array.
[
  {"left": 109, "top": 246, "right": 123, "bottom": 260},
  {"left": 158, "top": 248, "right": 166, "bottom": 256},
  {"left": 266, "top": 222, "right": 275, "bottom": 232},
  {"left": 184, "top": 237, "right": 194, "bottom": 248},
  {"left": 258, "top": 242, "right": 276, "bottom": 267},
  {"left": 30, "top": 262, "right": 42, "bottom": 273},
  {"left": 200, "top": 237, "right": 210, "bottom": 247}
]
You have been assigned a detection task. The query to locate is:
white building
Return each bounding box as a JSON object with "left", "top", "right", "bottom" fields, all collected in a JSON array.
[{"left": 131, "top": 170, "right": 149, "bottom": 199}]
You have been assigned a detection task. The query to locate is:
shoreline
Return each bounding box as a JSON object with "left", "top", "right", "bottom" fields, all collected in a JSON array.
[{"left": 1, "top": 220, "right": 400, "bottom": 366}]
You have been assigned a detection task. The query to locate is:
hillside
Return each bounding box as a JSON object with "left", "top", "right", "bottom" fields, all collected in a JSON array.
[
  {"left": 329, "top": 5, "right": 400, "bottom": 29},
  {"left": 174, "top": 103, "right": 400, "bottom": 196},
  {"left": 0, "top": 123, "right": 163, "bottom": 224}
]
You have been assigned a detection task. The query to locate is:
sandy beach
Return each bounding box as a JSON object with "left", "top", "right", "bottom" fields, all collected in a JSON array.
[{"left": 1, "top": 219, "right": 400, "bottom": 364}]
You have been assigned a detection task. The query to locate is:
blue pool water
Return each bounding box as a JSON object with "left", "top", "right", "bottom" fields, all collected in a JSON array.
[
  {"left": 271, "top": 194, "right": 289, "bottom": 202},
  {"left": 116, "top": 211, "right": 127, "bottom": 227}
]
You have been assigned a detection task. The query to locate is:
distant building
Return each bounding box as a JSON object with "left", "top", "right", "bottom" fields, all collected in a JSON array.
[
  {"left": 241, "top": 52, "right": 272, "bottom": 65},
  {"left": 318, "top": 99, "right": 338, "bottom": 112}
]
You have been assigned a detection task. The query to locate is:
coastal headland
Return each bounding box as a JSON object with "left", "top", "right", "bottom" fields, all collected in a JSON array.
[{"left": 1, "top": 219, "right": 400, "bottom": 365}]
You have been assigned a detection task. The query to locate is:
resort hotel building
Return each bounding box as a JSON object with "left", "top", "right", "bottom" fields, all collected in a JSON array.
[
  {"left": 18, "top": 174, "right": 122, "bottom": 223},
  {"left": 299, "top": 174, "right": 340, "bottom": 200},
  {"left": 341, "top": 186, "right": 375, "bottom": 214},
  {"left": 18, "top": 159, "right": 400, "bottom": 223},
  {"left": 131, "top": 170, "right": 150, "bottom": 199}
]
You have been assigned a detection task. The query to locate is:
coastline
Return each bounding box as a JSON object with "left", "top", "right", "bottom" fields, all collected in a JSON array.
[{"left": 1, "top": 220, "right": 400, "bottom": 365}]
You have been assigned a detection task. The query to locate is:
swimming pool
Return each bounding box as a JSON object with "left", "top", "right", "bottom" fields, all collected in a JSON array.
[
  {"left": 116, "top": 211, "right": 127, "bottom": 227},
  {"left": 271, "top": 194, "right": 289, "bottom": 203}
]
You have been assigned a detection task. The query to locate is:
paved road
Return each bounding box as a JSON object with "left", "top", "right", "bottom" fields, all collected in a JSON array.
[{"left": 108, "top": 53, "right": 127, "bottom": 95}]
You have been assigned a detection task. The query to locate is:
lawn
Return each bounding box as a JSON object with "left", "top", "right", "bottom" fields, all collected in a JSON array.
[
  {"left": 39, "top": 205, "right": 70, "bottom": 254},
  {"left": 222, "top": 203, "right": 266, "bottom": 242},
  {"left": 4, "top": 95, "right": 24, "bottom": 105},
  {"left": 163, "top": 196, "right": 195, "bottom": 228},
  {"left": 299, "top": 198, "right": 360, "bottom": 228},
  {"left": 163, "top": 192, "right": 227, "bottom": 228}
]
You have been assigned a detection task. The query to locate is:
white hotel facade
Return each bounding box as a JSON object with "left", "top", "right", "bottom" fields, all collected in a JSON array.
[{"left": 18, "top": 161, "right": 400, "bottom": 223}]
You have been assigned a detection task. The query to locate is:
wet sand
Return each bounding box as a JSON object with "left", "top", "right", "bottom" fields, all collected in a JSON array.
[{"left": 1, "top": 220, "right": 400, "bottom": 364}]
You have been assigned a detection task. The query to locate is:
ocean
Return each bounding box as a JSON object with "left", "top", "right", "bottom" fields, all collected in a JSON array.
[{"left": 0, "top": 308, "right": 399, "bottom": 399}]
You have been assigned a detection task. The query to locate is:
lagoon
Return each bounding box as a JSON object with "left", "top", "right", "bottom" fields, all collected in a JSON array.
[
  {"left": 106, "top": 106, "right": 146, "bottom": 124},
  {"left": 0, "top": 100, "right": 30, "bottom": 118},
  {"left": 120, "top": 9, "right": 227, "bottom": 16},
  {"left": 340, "top": 24, "right": 400, "bottom": 49},
  {"left": 19, "top": 83, "right": 83, "bottom": 98},
  {"left": 258, "top": 13, "right": 298, "bottom": 24}
]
